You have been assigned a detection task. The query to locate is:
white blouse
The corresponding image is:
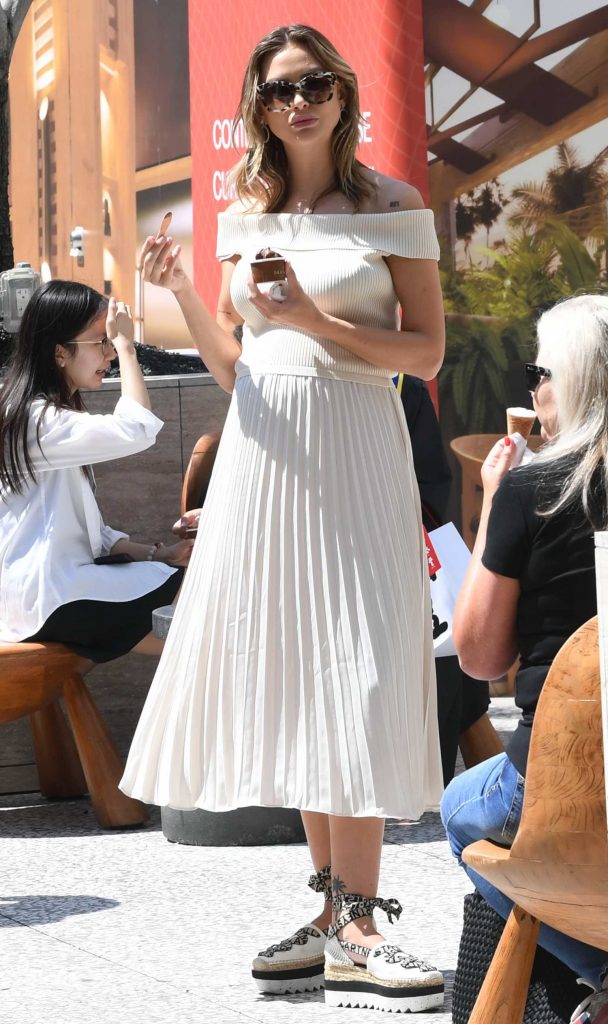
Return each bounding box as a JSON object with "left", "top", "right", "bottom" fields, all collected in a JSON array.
[{"left": 0, "top": 395, "right": 177, "bottom": 643}]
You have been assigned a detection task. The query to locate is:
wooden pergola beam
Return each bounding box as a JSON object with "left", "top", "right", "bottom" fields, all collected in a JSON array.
[
  {"left": 427, "top": 102, "right": 508, "bottom": 147},
  {"left": 428, "top": 33, "right": 608, "bottom": 208},
  {"left": 486, "top": 8, "right": 608, "bottom": 85},
  {"left": 424, "top": 0, "right": 592, "bottom": 126}
]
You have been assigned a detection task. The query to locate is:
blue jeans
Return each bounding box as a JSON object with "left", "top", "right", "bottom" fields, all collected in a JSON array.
[{"left": 441, "top": 752, "right": 608, "bottom": 989}]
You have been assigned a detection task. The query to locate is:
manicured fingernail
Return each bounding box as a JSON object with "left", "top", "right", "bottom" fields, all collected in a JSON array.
[{"left": 504, "top": 436, "right": 512, "bottom": 446}]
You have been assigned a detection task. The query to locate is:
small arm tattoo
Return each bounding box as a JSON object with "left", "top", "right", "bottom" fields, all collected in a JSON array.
[{"left": 389, "top": 200, "right": 400, "bottom": 208}]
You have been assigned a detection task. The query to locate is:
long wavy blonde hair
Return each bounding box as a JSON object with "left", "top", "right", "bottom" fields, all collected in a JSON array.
[{"left": 231, "top": 24, "right": 375, "bottom": 212}]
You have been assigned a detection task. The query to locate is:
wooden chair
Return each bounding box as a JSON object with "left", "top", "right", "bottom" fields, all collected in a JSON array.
[
  {"left": 0, "top": 642, "right": 146, "bottom": 828},
  {"left": 462, "top": 615, "right": 608, "bottom": 1024}
]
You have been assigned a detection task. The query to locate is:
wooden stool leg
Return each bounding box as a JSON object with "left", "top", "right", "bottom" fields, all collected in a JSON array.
[
  {"left": 61, "top": 673, "right": 147, "bottom": 829},
  {"left": 30, "top": 701, "right": 87, "bottom": 798},
  {"left": 469, "top": 906, "right": 540, "bottom": 1024}
]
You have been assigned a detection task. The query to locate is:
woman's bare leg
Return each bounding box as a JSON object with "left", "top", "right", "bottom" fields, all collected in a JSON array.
[
  {"left": 252, "top": 811, "right": 331, "bottom": 992},
  {"left": 301, "top": 810, "right": 332, "bottom": 928},
  {"left": 329, "top": 815, "right": 385, "bottom": 958}
]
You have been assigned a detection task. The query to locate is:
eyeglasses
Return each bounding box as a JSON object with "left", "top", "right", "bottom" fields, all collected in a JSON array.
[
  {"left": 256, "top": 71, "right": 337, "bottom": 112},
  {"left": 71, "top": 337, "right": 116, "bottom": 356},
  {"left": 525, "top": 363, "right": 552, "bottom": 392}
]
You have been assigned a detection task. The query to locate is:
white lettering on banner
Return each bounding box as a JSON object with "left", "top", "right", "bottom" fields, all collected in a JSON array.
[
  {"left": 213, "top": 116, "right": 371, "bottom": 149},
  {"left": 213, "top": 170, "right": 236, "bottom": 202},
  {"left": 211, "top": 113, "right": 371, "bottom": 201},
  {"left": 212, "top": 118, "right": 248, "bottom": 150},
  {"left": 359, "top": 113, "right": 372, "bottom": 144}
]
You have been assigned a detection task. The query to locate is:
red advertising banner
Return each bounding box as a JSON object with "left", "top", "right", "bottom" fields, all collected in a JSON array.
[{"left": 188, "top": 0, "right": 428, "bottom": 311}]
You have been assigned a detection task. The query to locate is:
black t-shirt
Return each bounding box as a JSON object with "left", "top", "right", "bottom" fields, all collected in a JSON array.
[{"left": 481, "top": 467, "right": 597, "bottom": 776}]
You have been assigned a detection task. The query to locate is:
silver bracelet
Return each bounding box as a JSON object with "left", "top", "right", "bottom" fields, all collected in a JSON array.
[{"left": 146, "top": 543, "right": 160, "bottom": 561}]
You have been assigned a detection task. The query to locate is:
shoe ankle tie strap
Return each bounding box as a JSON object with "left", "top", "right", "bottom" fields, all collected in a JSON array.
[
  {"left": 307, "top": 865, "right": 332, "bottom": 900},
  {"left": 373, "top": 944, "right": 436, "bottom": 971},
  {"left": 328, "top": 893, "right": 403, "bottom": 940}
]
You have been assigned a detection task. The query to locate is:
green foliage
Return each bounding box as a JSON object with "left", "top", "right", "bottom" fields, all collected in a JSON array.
[
  {"left": 439, "top": 318, "right": 533, "bottom": 433},
  {"left": 439, "top": 222, "right": 606, "bottom": 433},
  {"left": 444, "top": 218, "right": 604, "bottom": 322},
  {"left": 455, "top": 179, "right": 506, "bottom": 263},
  {"left": 441, "top": 144, "right": 608, "bottom": 435},
  {"left": 510, "top": 141, "right": 608, "bottom": 239},
  {"left": 442, "top": 229, "right": 566, "bottom": 320},
  {"left": 539, "top": 219, "right": 599, "bottom": 291}
]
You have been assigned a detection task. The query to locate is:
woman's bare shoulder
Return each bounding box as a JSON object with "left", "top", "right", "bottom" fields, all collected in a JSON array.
[{"left": 358, "top": 168, "right": 425, "bottom": 213}]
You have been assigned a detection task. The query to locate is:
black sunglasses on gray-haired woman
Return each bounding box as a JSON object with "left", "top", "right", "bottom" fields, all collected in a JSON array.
[{"left": 525, "top": 363, "right": 552, "bottom": 392}]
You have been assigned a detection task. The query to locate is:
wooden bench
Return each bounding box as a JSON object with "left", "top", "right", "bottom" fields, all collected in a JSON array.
[
  {"left": 462, "top": 615, "right": 608, "bottom": 1024},
  {"left": 0, "top": 641, "right": 146, "bottom": 828}
]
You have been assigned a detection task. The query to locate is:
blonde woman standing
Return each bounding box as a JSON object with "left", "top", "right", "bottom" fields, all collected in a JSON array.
[{"left": 122, "top": 24, "right": 445, "bottom": 1013}]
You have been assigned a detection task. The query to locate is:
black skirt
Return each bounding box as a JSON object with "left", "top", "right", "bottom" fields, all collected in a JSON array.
[{"left": 24, "top": 570, "right": 184, "bottom": 663}]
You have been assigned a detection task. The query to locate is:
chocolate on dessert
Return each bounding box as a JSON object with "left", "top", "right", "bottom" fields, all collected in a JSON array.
[{"left": 251, "top": 248, "right": 286, "bottom": 284}]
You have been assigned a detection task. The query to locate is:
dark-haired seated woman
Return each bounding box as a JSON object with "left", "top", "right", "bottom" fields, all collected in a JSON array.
[
  {"left": 0, "top": 281, "right": 192, "bottom": 668},
  {"left": 440, "top": 295, "right": 608, "bottom": 1024}
]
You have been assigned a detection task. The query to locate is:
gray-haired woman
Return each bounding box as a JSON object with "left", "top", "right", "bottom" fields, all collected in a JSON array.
[{"left": 441, "top": 294, "right": 608, "bottom": 1024}]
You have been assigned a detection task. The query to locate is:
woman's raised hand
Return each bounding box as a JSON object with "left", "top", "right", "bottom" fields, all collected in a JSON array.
[
  {"left": 247, "top": 263, "right": 325, "bottom": 335},
  {"left": 106, "top": 298, "right": 135, "bottom": 353},
  {"left": 137, "top": 235, "right": 188, "bottom": 294},
  {"left": 481, "top": 436, "right": 518, "bottom": 499}
]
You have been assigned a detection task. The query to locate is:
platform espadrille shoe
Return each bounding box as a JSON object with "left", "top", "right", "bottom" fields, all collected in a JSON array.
[
  {"left": 252, "top": 866, "right": 331, "bottom": 994},
  {"left": 324, "top": 892, "right": 444, "bottom": 1013}
]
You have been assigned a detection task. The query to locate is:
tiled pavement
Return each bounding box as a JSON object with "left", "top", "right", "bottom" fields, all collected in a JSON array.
[{"left": 0, "top": 700, "right": 518, "bottom": 1024}]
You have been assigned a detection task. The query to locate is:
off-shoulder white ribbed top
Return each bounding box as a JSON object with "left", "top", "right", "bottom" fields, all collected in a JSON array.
[{"left": 216, "top": 210, "right": 440, "bottom": 382}]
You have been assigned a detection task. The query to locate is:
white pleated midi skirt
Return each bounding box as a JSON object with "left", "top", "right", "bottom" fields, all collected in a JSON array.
[{"left": 121, "top": 364, "right": 443, "bottom": 819}]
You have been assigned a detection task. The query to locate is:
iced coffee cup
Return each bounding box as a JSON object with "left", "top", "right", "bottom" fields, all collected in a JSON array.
[{"left": 506, "top": 407, "right": 536, "bottom": 442}]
